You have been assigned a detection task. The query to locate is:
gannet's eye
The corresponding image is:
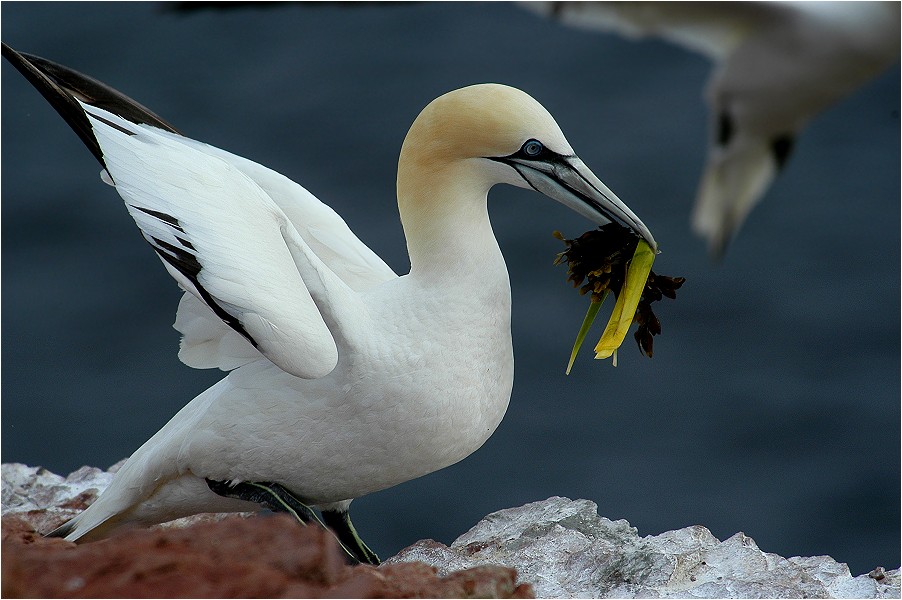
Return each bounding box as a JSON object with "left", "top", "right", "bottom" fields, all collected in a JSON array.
[{"left": 522, "top": 139, "right": 544, "bottom": 157}]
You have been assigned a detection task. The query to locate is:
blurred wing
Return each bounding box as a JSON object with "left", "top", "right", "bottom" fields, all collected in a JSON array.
[
  {"left": 524, "top": 3, "right": 899, "bottom": 257},
  {"left": 522, "top": 1, "right": 787, "bottom": 62}
]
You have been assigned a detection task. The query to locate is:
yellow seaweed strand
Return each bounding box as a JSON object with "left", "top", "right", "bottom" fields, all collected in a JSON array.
[
  {"left": 565, "top": 292, "right": 607, "bottom": 375},
  {"left": 594, "top": 240, "right": 655, "bottom": 363}
]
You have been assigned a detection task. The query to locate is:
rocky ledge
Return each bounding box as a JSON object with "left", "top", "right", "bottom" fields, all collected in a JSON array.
[{"left": 2, "top": 463, "right": 898, "bottom": 598}]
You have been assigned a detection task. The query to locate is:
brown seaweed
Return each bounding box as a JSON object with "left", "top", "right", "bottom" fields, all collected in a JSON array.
[{"left": 554, "top": 224, "right": 685, "bottom": 358}]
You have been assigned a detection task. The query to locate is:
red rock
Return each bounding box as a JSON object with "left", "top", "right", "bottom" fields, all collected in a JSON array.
[{"left": 1, "top": 513, "right": 533, "bottom": 598}]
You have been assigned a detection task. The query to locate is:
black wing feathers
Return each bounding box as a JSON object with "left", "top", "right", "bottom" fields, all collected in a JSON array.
[
  {"left": 4, "top": 42, "right": 261, "bottom": 354},
  {"left": 133, "top": 206, "right": 258, "bottom": 347},
  {"left": 1, "top": 42, "right": 182, "bottom": 167}
]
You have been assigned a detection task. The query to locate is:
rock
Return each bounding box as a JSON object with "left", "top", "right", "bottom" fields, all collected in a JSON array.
[
  {"left": 3, "top": 465, "right": 897, "bottom": 598},
  {"left": 2, "top": 512, "right": 532, "bottom": 598},
  {"left": 1, "top": 464, "right": 532, "bottom": 598},
  {"left": 388, "top": 496, "right": 901, "bottom": 599},
  {"left": 1, "top": 463, "right": 116, "bottom": 534},
  {"left": 1, "top": 463, "right": 114, "bottom": 513}
]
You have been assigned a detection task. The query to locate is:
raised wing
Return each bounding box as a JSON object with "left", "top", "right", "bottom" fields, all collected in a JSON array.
[
  {"left": 89, "top": 105, "right": 343, "bottom": 379},
  {"left": 3, "top": 43, "right": 396, "bottom": 378},
  {"left": 143, "top": 130, "right": 398, "bottom": 371},
  {"left": 159, "top": 130, "right": 397, "bottom": 290}
]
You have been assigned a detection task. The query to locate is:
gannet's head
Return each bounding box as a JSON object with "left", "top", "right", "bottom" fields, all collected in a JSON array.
[{"left": 399, "top": 83, "right": 656, "bottom": 250}]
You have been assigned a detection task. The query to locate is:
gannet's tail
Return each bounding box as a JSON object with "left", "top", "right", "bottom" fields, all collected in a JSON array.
[
  {"left": 40, "top": 379, "right": 259, "bottom": 542},
  {"left": 45, "top": 515, "right": 79, "bottom": 539},
  {"left": 43, "top": 444, "right": 260, "bottom": 542},
  {"left": 45, "top": 470, "right": 255, "bottom": 543},
  {"left": 42, "top": 443, "right": 181, "bottom": 542}
]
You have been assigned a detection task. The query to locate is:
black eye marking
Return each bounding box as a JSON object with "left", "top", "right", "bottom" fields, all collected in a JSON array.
[{"left": 521, "top": 139, "right": 544, "bottom": 157}]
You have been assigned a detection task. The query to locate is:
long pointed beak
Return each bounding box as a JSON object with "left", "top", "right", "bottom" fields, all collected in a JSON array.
[{"left": 501, "top": 154, "right": 658, "bottom": 252}]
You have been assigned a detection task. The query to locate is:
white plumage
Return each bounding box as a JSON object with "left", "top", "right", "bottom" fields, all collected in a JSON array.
[
  {"left": 4, "top": 44, "right": 655, "bottom": 562},
  {"left": 72, "top": 101, "right": 514, "bottom": 533}
]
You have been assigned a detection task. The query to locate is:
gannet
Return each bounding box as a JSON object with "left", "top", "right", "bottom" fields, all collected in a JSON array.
[
  {"left": 3, "top": 42, "right": 656, "bottom": 564},
  {"left": 524, "top": 1, "right": 900, "bottom": 256}
]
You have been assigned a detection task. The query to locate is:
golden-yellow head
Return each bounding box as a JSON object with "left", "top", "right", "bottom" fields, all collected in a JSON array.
[{"left": 398, "top": 83, "right": 657, "bottom": 252}]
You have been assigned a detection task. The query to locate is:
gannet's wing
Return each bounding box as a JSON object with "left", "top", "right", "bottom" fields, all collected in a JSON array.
[
  {"left": 3, "top": 44, "right": 394, "bottom": 378},
  {"left": 145, "top": 133, "right": 398, "bottom": 371},
  {"left": 522, "top": 2, "right": 785, "bottom": 257},
  {"left": 87, "top": 105, "right": 346, "bottom": 380},
  {"left": 165, "top": 133, "right": 398, "bottom": 291},
  {"left": 522, "top": 1, "right": 783, "bottom": 62}
]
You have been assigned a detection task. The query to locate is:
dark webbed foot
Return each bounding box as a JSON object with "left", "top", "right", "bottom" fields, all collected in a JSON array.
[
  {"left": 206, "top": 479, "right": 380, "bottom": 565},
  {"left": 321, "top": 508, "right": 380, "bottom": 565},
  {"left": 207, "top": 479, "right": 319, "bottom": 522}
]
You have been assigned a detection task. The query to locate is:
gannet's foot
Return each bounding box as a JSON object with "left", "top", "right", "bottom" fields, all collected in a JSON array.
[
  {"left": 322, "top": 508, "right": 380, "bottom": 565},
  {"left": 205, "top": 479, "right": 380, "bottom": 565},
  {"left": 205, "top": 479, "right": 319, "bottom": 523}
]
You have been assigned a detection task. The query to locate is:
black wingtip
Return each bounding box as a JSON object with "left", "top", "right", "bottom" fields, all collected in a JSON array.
[
  {"left": 2, "top": 42, "right": 183, "bottom": 167},
  {"left": 3, "top": 42, "right": 105, "bottom": 165}
]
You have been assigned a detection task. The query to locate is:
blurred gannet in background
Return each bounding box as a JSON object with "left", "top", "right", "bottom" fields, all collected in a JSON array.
[
  {"left": 525, "top": 1, "right": 900, "bottom": 256},
  {"left": 2, "top": 43, "right": 656, "bottom": 564}
]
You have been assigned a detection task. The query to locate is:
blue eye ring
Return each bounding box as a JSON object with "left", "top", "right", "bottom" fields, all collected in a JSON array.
[{"left": 522, "top": 139, "right": 543, "bottom": 157}]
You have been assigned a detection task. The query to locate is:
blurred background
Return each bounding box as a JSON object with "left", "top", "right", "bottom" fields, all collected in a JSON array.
[{"left": 2, "top": 2, "right": 898, "bottom": 574}]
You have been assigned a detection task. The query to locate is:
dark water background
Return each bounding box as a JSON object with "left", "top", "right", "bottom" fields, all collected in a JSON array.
[{"left": 2, "top": 2, "right": 899, "bottom": 574}]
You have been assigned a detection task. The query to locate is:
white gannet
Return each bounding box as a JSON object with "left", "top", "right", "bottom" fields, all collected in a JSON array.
[
  {"left": 524, "top": 1, "right": 900, "bottom": 256},
  {"left": 3, "top": 43, "right": 656, "bottom": 564}
]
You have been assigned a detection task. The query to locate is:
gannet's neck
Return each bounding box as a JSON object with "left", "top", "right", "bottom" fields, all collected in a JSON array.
[
  {"left": 395, "top": 84, "right": 563, "bottom": 282},
  {"left": 397, "top": 151, "right": 503, "bottom": 282}
]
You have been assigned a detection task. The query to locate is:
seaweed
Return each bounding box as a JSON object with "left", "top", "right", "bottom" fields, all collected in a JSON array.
[{"left": 554, "top": 224, "right": 685, "bottom": 360}]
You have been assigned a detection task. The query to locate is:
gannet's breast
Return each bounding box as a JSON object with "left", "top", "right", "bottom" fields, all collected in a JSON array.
[{"left": 176, "top": 272, "right": 515, "bottom": 503}]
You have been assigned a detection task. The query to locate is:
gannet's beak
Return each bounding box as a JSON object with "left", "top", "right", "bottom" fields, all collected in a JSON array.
[{"left": 492, "top": 150, "right": 658, "bottom": 252}]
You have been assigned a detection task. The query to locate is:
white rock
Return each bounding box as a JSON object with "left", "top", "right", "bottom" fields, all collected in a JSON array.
[
  {"left": 1, "top": 463, "right": 117, "bottom": 513},
  {"left": 388, "top": 496, "right": 900, "bottom": 599},
  {"left": 1, "top": 462, "right": 119, "bottom": 534}
]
